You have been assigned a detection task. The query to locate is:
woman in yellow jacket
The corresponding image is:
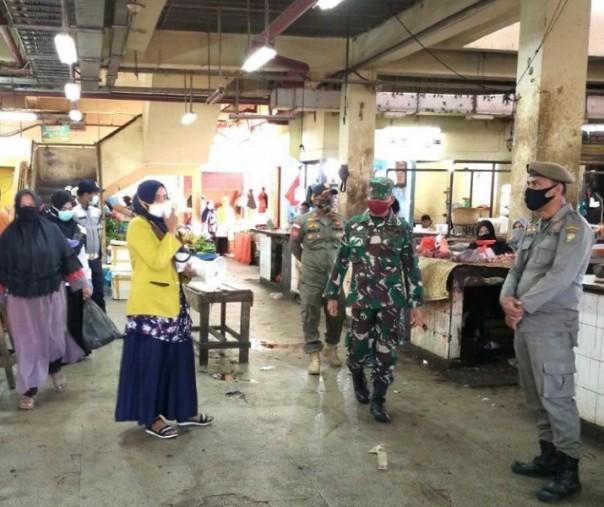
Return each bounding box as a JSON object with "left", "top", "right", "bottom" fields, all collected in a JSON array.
[{"left": 115, "top": 180, "right": 213, "bottom": 439}]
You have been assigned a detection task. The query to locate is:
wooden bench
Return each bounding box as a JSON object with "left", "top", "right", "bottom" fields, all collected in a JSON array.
[
  {"left": 183, "top": 281, "right": 254, "bottom": 366},
  {"left": 0, "top": 309, "right": 16, "bottom": 389}
]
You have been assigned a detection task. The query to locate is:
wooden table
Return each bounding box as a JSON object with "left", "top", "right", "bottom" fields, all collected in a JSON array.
[
  {"left": 183, "top": 281, "right": 254, "bottom": 366},
  {"left": 0, "top": 308, "right": 16, "bottom": 389}
]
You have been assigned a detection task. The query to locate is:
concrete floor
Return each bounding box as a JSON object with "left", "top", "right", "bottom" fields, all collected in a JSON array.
[{"left": 1, "top": 259, "right": 604, "bottom": 507}]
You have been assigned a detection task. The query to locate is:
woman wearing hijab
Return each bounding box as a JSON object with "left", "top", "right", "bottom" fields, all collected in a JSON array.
[
  {"left": 0, "top": 190, "right": 88, "bottom": 410},
  {"left": 115, "top": 180, "right": 213, "bottom": 440},
  {"left": 46, "top": 190, "right": 93, "bottom": 355},
  {"left": 468, "top": 219, "right": 513, "bottom": 255},
  {"left": 507, "top": 218, "right": 529, "bottom": 252}
]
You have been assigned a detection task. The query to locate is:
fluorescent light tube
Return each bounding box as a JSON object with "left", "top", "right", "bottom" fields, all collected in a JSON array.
[
  {"left": 181, "top": 111, "right": 197, "bottom": 125},
  {"left": 54, "top": 33, "right": 78, "bottom": 65},
  {"left": 64, "top": 82, "right": 81, "bottom": 101},
  {"left": 582, "top": 124, "right": 604, "bottom": 133},
  {"left": 317, "top": 0, "right": 345, "bottom": 9},
  {"left": 69, "top": 109, "right": 83, "bottom": 122},
  {"left": 242, "top": 46, "right": 277, "bottom": 72},
  {"left": 0, "top": 111, "right": 38, "bottom": 122},
  {"left": 206, "top": 87, "right": 226, "bottom": 105}
]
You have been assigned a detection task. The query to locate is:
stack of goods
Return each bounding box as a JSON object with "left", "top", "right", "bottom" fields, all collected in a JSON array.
[
  {"left": 178, "top": 229, "right": 217, "bottom": 260},
  {"left": 418, "top": 236, "right": 451, "bottom": 259},
  {"left": 455, "top": 240, "right": 515, "bottom": 264}
]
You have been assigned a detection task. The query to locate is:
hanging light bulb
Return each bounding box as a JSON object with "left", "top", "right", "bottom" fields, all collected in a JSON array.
[
  {"left": 69, "top": 109, "right": 83, "bottom": 122},
  {"left": 181, "top": 75, "right": 197, "bottom": 125},
  {"left": 181, "top": 111, "right": 197, "bottom": 125},
  {"left": 64, "top": 82, "right": 80, "bottom": 101},
  {"left": 54, "top": 33, "right": 78, "bottom": 65}
]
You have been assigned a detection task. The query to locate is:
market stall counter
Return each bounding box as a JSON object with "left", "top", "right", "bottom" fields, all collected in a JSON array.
[
  {"left": 252, "top": 228, "right": 296, "bottom": 296},
  {"left": 410, "top": 257, "right": 512, "bottom": 363},
  {"left": 575, "top": 275, "right": 604, "bottom": 428}
]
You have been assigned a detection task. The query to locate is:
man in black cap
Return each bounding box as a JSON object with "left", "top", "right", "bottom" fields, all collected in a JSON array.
[
  {"left": 500, "top": 161, "right": 594, "bottom": 502},
  {"left": 73, "top": 179, "right": 106, "bottom": 311},
  {"left": 289, "top": 183, "right": 346, "bottom": 374}
]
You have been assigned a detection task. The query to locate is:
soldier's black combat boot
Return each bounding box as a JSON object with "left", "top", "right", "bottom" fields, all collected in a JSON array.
[
  {"left": 511, "top": 440, "right": 560, "bottom": 477},
  {"left": 349, "top": 368, "right": 370, "bottom": 404},
  {"left": 536, "top": 452, "right": 581, "bottom": 503},
  {"left": 369, "top": 381, "right": 391, "bottom": 423}
]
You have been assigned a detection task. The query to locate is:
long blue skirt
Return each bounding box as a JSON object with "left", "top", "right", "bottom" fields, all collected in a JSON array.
[{"left": 115, "top": 300, "right": 198, "bottom": 426}]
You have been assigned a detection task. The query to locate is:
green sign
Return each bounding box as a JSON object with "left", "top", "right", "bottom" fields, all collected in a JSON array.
[{"left": 41, "top": 125, "right": 70, "bottom": 141}]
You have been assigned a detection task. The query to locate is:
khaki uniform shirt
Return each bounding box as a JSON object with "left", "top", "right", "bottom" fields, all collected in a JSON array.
[{"left": 500, "top": 204, "right": 594, "bottom": 331}]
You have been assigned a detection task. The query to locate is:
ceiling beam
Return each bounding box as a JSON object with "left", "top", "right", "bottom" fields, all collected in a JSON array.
[{"left": 343, "top": 0, "right": 520, "bottom": 72}]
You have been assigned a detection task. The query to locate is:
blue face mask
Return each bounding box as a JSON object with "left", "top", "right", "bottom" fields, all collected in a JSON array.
[{"left": 58, "top": 210, "right": 74, "bottom": 222}]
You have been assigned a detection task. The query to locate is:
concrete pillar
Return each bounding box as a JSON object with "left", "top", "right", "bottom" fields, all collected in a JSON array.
[
  {"left": 338, "top": 74, "right": 377, "bottom": 218},
  {"left": 192, "top": 170, "right": 202, "bottom": 227},
  {"left": 510, "top": 0, "right": 591, "bottom": 219}
]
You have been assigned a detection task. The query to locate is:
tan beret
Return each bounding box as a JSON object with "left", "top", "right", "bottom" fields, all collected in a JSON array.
[{"left": 527, "top": 161, "right": 575, "bottom": 184}]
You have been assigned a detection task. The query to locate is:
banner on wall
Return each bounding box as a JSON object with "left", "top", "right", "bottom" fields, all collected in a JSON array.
[{"left": 41, "top": 125, "right": 70, "bottom": 142}]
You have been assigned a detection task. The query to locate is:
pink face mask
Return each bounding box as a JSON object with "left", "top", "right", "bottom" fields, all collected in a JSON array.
[{"left": 367, "top": 199, "right": 391, "bottom": 216}]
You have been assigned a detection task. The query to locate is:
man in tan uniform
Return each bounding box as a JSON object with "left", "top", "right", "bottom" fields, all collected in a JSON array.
[
  {"left": 500, "top": 161, "right": 594, "bottom": 503},
  {"left": 290, "top": 184, "right": 346, "bottom": 375}
]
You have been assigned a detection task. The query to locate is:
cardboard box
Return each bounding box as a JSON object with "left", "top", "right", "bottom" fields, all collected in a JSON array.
[{"left": 111, "top": 272, "right": 131, "bottom": 300}]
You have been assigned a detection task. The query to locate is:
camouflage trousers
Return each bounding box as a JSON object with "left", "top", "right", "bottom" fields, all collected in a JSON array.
[{"left": 346, "top": 306, "right": 401, "bottom": 386}]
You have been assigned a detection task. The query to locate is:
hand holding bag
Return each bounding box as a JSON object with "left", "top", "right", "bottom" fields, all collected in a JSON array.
[{"left": 82, "top": 299, "right": 122, "bottom": 349}]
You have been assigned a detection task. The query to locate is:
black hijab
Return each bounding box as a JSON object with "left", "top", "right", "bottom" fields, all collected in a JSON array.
[
  {"left": 133, "top": 180, "right": 167, "bottom": 233},
  {"left": 47, "top": 190, "right": 80, "bottom": 237},
  {"left": 475, "top": 220, "right": 497, "bottom": 240},
  {"left": 0, "top": 189, "right": 82, "bottom": 298}
]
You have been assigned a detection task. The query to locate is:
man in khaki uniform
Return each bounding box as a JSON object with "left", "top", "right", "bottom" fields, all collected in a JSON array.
[
  {"left": 290, "top": 184, "right": 346, "bottom": 374},
  {"left": 500, "top": 161, "right": 594, "bottom": 503}
]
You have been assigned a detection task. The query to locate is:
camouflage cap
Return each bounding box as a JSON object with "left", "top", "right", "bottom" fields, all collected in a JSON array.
[
  {"left": 527, "top": 161, "right": 575, "bottom": 184},
  {"left": 368, "top": 177, "right": 394, "bottom": 199},
  {"left": 310, "top": 183, "right": 338, "bottom": 197}
]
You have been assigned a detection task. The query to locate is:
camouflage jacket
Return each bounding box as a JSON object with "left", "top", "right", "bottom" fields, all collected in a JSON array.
[{"left": 323, "top": 210, "right": 424, "bottom": 309}]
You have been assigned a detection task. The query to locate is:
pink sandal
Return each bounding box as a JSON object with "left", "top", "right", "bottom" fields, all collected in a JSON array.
[
  {"left": 51, "top": 372, "right": 67, "bottom": 392},
  {"left": 19, "top": 396, "right": 35, "bottom": 410}
]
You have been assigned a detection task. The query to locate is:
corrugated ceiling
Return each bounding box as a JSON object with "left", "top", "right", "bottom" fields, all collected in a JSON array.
[{"left": 157, "top": 0, "right": 420, "bottom": 38}]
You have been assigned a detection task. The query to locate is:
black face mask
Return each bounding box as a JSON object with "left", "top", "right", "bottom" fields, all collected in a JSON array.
[
  {"left": 17, "top": 206, "right": 40, "bottom": 221},
  {"left": 524, "top": 184, "right": 557, "bottom": 211}
]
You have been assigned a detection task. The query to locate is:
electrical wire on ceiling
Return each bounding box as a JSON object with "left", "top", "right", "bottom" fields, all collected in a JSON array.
[
  {"left": 380, "top": 0, "right": 502, "bottom": 95},
  {"left": 514, "top": 0, "right": 568, "bottom": 89}
]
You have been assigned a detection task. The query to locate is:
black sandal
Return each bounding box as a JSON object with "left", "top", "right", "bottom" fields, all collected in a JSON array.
[
  {"left": 177, "top": 413, "right": 214, "bottom": 427},
  {"left": 145, "top": 419, "right": 178, "bottom": 439}
]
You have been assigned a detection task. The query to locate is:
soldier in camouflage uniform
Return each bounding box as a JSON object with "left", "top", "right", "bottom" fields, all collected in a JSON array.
[
  {"left": 290, "top": 184, "right": 347, "bottom": 374},
  {"left": 324, "top": 177, "right": 424, "bottom": 422}
]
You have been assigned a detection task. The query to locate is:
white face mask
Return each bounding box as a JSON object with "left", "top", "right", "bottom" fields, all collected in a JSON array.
[
  {"left": 91, "top": 195, "right": 99, "bottom": 206},
  {"left": 148, "top": 201, "right": 172, "bottom": 218}
]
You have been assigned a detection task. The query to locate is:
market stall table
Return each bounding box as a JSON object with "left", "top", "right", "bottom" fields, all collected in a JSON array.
[
  {"left": 184, "top": 281, "right": 253, "bottom": 366},
  {"left": 411, "top": 257, "right": 512, "bottom": 363}
]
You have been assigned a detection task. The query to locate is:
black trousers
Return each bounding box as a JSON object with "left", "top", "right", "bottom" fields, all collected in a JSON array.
[
  {"left": 88, "top": 257, "right": 106, "bottom": 312},
  {"left": 216, "top": 237, "right": 229, "bottom": 256},
  {"left": 66, "top": 286, "right": 89, "bottom": 355}
]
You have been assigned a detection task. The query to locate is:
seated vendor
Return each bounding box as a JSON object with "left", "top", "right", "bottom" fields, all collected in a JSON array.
[
  {"left": 507, "top": 218, "right": 528, "bottom": 251},
  {"left": 469, "top": 220, "right": 513, "bottom": 255},
  {"left": 421, "top": 214, "right": 433, "bottom": 229}
]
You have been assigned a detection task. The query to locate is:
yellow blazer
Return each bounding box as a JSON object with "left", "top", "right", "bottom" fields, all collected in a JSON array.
[{"left": 126, "top": 216, "right": 182, "bottom": 318}]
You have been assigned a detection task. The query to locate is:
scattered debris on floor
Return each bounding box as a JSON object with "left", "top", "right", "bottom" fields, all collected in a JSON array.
[
  {"left": 212, "top": 372, "right": 239, "bottom": 382},
  {"left": 269, "top": 292, "right": 283, "bottom": 299},
  {"left": 258, "top": 366, "right": 275, "bottom": 371},
  {"left": 225, "top": 390, "right": 247, "bottom": 402},
  {"left": 368, "top": 444, "right": 388, "bottom": 470}
]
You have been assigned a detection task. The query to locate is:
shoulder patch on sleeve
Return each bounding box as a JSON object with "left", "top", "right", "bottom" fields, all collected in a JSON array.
[{"left": 565, "top": 225, "right": 579, "bottom": 243}]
